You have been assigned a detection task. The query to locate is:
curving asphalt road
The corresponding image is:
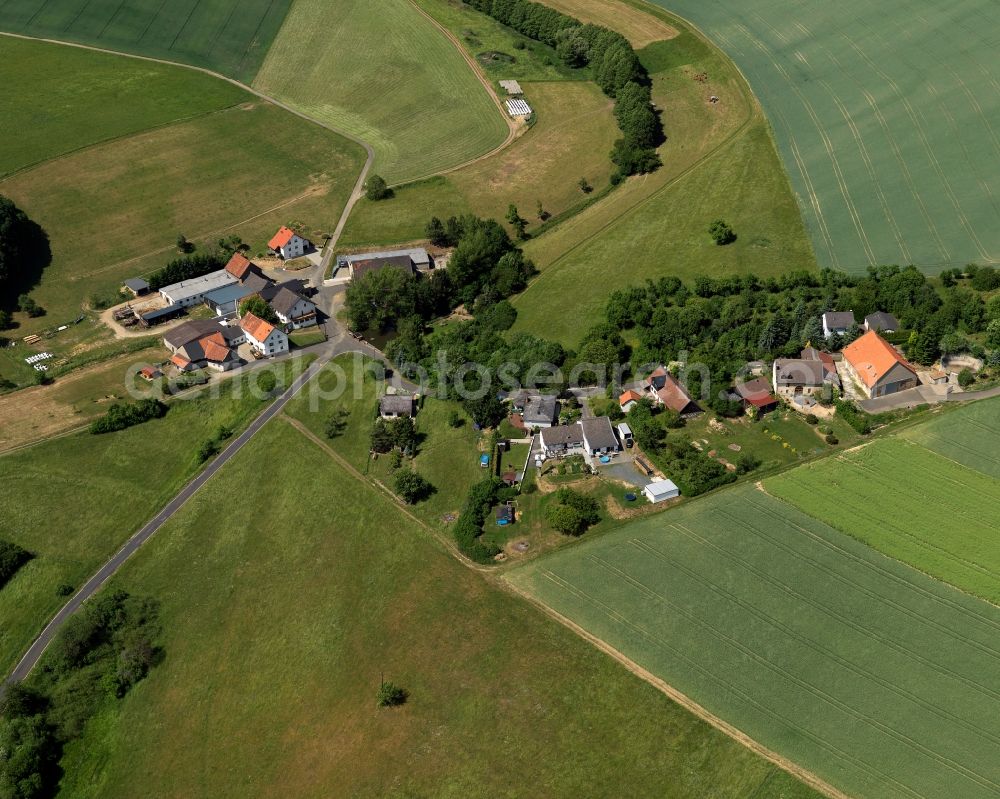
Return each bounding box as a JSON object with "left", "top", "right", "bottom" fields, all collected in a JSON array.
[{"left": 4, "top": 353, "right": 330, "bottom": 685}]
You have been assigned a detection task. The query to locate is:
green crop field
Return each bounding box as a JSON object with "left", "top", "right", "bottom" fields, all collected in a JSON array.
[
  {"left": 0, "top": 0, "right": 291, "bottom": 82},
  {"left": 2, "top": 100, "right": 364, "bottom": 331},
  {"left": 901, "top": 397, "right": 1000, "bottom": 479},
  {"left": 508, "top": 484, "right": 1000, "bottom": 799},
  {"left": 768, "top": 433, "right": 1000, "bottom": 604},
  {"left": 340, "top": 81, "right": 618, "bottom": 247},
  {"left": 51, "top": 419, "right": 820, "bottom": 798},
  {"left": 649, "top": 0, "right": 1000, "bottom": 272},
  {"left": 0, "top": 361, "right": 308, "bottom": 676},
  {"left": 253, "top": 0, "right": 509, "bottom": 184},
  {"left": 511, "top": 7, "right": 816, "bottom": 346},
  {"left": 0, "top": 36, "right": 246, "bottom": 176}
]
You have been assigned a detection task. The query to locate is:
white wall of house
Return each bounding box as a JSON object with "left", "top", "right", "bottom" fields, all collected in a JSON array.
[
  {"left": 277, "top": 298, "right": 317, "bottom": 328},
  {"left": 247, "top": 328, "right": 289, "bottom": 357},
  {"left": 279, "top": 235, "right": 308, "bottom": 259}
]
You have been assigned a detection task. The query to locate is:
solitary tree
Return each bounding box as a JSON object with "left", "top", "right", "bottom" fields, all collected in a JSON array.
[
  {"left": 239, "top": 295, "right": 278, "bottom": 324},
  {"left": 176, "top": 234, "right": 195, "bottom": 254},
  {"left": 365, "top": 174, "right": 391, "bottom": 201},
  {"left": 708, "top": 219, "right": 737, "bottom": 245},
  {"left": 578, "top": 177, "right": 592, "bottom": 194},
  {"left": 394, "top": 469, "right": 433, "bottom": 504},
  {"left": 376, "top": 680, "right": 408, "bottom": 707},
  {"left": 536, "top": 199, "right": 549, "bottom": 221},
  {"left": 505, "top": 204, "right": 528, "bottom": 239}
]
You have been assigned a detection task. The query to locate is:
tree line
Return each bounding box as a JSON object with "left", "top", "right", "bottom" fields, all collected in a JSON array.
[
  {"left": 464, "top": 0, "right": 663, "bottom": 177},
  {"left": 89, "top": 398, "right": 167, "bottom": 434}
]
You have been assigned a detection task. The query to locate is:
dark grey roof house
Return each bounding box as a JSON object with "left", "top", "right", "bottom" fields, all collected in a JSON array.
[
  {"left": 822, "top": 311, "right": 856, "bottom": 338},
  {"left": 522, "top": 394, "right": 559, "bottom": 428},
  {"left": 864, "top": 311, "right": 900, "bottom": 333},
  {"left": 379, "top": 394, "right": 416, "bottom": 419},
  {"left": 123, "top": 277, "right": 149, "bottom": 296},
  {"left": 580, "top": 417, "right": 619, "bottom": 454}
]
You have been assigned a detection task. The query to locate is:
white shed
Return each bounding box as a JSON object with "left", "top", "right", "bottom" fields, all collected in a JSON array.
[{"left": 643, "top": 479, "right": 680, "bottom": 503}]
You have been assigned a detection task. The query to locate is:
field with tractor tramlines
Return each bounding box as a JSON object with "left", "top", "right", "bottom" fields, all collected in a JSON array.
[
  {"left": 0, "top": 0, "right": 291, "bottom": 82},
  {"left": 767, "top": 436, "right": 1000, "bottom": 604},
  {"left": 901, "top": 397, "right": 1000, "bottom": 479},
  {"left": 253, "top": 0, "right": 509, "bottom": 184},
  {"left": 507, "top": 484, "right": 1000, "bottom": 799},
  {"left": 648, "top": 0, "right": 1000, "bottom": 272}
]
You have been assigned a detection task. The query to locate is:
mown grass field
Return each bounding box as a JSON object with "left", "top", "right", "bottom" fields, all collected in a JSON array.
[
  {"left": 340, "top": 81, "right": 618, "bottom": 247},
  {"left": 768, "top": 434, "right": 1000, "bottom": 604},
  {"left": 901, "top": 397, "right": 1000, "bottom": 479},
  {"left": 512, "top": 6, "right": 816, "bottom": 346},
  {"left": 508, "top": 483, "right": 1000, "bottom": 799},
  {"left": 52, "top": 418, "right": 820, "bottom": 798},
  {"left": 0, "top": 361, "right": 308, "bottom": 676},
  {"left": 0, "top": 36, "right": 246, "bottom": 176},
  {"left": 650, "top": 0, "right": 1000, "bottom": 272},
  {"left": 0, "top": 0, "right": 291, "bottom": 82},
  {"left": 2, "top": 100, "right": 364, "bottom": 332},
  {"left": 541, "top": 0, "right": 678, "bottom": 48},
  {"left": 253, "top": 0, "right": 509, "bottom": 184}
]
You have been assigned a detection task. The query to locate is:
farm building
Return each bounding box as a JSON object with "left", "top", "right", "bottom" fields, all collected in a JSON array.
[
  {"left": 499, "top": 80, "right": 523, "bottom": 95},
  {"left": 644, "top": 367, "right": 701, "bottom": 416},
  {"left": 240, "top": 312, "right": 288, "bottom": 357},
  {"left": 822, "top": 311, "right": 856, "bottom": 338},
  {"left": 139, "top": 304, "right": 186, "bottom": 327},
  {"left": 734, "top": 377, "right": 779, "bottom": 413},
  {"left": 159, "top": 270, "right": 237, "bottom": 307},
  {"left": 842, "top": 331, "right": 918, "bottom": 399},
  {"left": 268, "top": 227, "right": 311, "bottom": 260},
  {"left": 644, "top": 479, "right": 680, "bottom": 503},
  {"left": 173, "top": 331, "right": 239, "bottom": 372},
  {"left": 122, "top": 277, "right": 149, "bottom": 297},
  {"left": 864, "top": 311, "right": 900, "bottom": 333},
  {"left": 619, "top": 389, "right": 643, "bottom": 412},
  {"left": 379, "top": 394, "right": 416, "bottom": 419},
  {"left": 348, "top": 254, "right": 416, "bottom": 281},
  {"left": 505, "top": 98, "right": 532, "bottom": 117},
  {"left": 224, "top": 252, "right": 263, "bottom": 281},
  {"left": 203, "top": 282, "right": 259, "bottom": 316},
  {"left": 340, "top": 247, "right": 431, "bottom": 275}
]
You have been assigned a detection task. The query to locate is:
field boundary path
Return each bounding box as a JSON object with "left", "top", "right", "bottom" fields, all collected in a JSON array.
[
  {"left": 502, "top": 578, "right": 849, "bottom": 799},
  {"left": 3, "top": 352, "right": 332, "bottom": 686}
]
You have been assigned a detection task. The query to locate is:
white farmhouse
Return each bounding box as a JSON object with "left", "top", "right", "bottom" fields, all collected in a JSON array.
[
  {"left": 268, "top": 226, "right": 311, "bottom": 260},
  {"left": 240, "top": 312, "right": 289, "bottom": 357}
]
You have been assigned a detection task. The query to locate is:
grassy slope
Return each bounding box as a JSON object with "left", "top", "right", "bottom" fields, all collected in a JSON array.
[
  {"left": 508, "top": 483, "right": 1000, "bottom": 799},
  {"left": 340, "top": 81, "right": 618, "bottom": 247},
  {"left": 511, "top": 7, "right": 816, "bottom": 346},
  {"left": 2, "top": 101, "right": 364, "bottom": 331},
  {"left": 901, "top": 397, "right": 1000, "bottom": 479},
  {"left": 767, "top": 436, "right": 1000, "bottom": 603},
  {"left": 0, "top": 36, "right": 246, "bottom": 177},
  {"left": 0, "top": 0, "right": 291, "bottom": 82},
  {"left": 253, "top": 0, "right": 508, "bottom": 184},
  {"left": 54, "top": 419, "right": 819, "bottom": 799},
  {"left": 541, "top": 0, "right": 679, "bottom": 48},
  {"left": 648, "top": 0, "right": 1000, "bottom": 272},
  {"left": 0, "top": 362, "right": 308, "bottom": 676}
]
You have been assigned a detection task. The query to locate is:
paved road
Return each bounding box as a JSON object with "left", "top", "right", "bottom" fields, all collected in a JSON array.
[{"left": 4, "top": 353, "right": 330, "bottom": 686}]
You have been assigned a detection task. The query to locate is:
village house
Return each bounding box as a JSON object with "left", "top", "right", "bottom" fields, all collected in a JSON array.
[
  {"left": 841, "top": 330, "right": 919, "bottom": 399},
  {"left": 772, "top": 347, "right": 840, "bottom": 403},
  {"left": 521, "top": 394, "right": 559, "bottom": 428},
  {"left": 538, "top": 417, "right": 619, "bottom": 458},
  {"left": 619, "top": 389, "right": 643, "bottom": 413},
  {"left": 348, "top": 254, "right": 415, "bottom": 281},
  {"left": 822, "top": 311, "right": 856, "bottom": 338},
  {"left": 539, "top": 423, "right": 585, "bottom": 457},
  {"left": 643, "top": 367, "right": 700, "bottom": 417},
  {"left": 259, "top": 282, "right": 318, "bottom": 329},
  {"left": 268, "top": 227, "right": 311, "bottom": 260},
  {"left": 171, "top": 331, "right": 239, "bottom": 372},
  {"left": 580, "top": 416, "right": 620, "bottom": 455},
  {"left": 379, "top": 394, "right": 417, "bottom": 419},
  {"left": 864, "top": 311, "right": 900, "bottom": 334},
  {"left": 240, "top": 312, "right": 289, "bottom": 358},
  {"left": 162, "top": 319, "right": 245, "bottom": 354}
]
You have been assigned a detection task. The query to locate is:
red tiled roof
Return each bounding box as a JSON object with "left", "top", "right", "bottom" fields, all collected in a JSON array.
[
  {"left": 654, "top": 373, "right": 696, "bottom": 413},
  {"left": 735, "top": 378, "right": 778, "bottom": 407},
  {"left": 198, "top": 333, "right": 231, "bottom": 363},
  {"left": 240, "top": 312, "right": 276, "bottom": 342},
  {"left": 842, "top": 330, "right": 916, "bottom": 388},
  {"left": 619, "top": 389, "right": 643, "bottom": 406},
  {"left": 170, "top": 353, "right": 191, "bottom": 369},
  {"left": 268, "top": 227, "right": 296, "bottom": 250},
  {"left": 225, "top": 252, "right": 255, "bottom": 280}
]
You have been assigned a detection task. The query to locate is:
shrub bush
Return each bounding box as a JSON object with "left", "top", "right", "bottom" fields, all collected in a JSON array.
[
  {"left": 825, "top": 433, "right": 839, "bottom": 445},
  {"left": 89, "top": 399, "right": 167, "bottom": 434},
  {"left": 0, "top": 539, "right": 32, "bottom": 589}
]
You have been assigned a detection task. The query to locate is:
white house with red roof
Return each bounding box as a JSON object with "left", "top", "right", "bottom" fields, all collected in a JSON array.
[
  {"left": 268, "top": 227, "right": 311, "bottom": 260},
  {"left": 240, "top": 312, "right": 289, "bottom": 357}
]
